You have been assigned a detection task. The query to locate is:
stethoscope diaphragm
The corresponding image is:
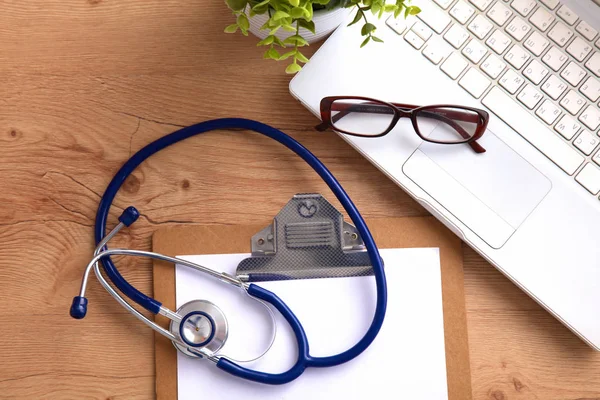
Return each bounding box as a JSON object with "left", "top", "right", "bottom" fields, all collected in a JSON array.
[{"left": 170, "top": 300, "right": 228, "bottom": 357}]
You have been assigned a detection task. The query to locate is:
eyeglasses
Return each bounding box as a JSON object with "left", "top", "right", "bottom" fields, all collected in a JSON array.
[{"left": 315, "top": 96, "right": 489, "bottom": 153}]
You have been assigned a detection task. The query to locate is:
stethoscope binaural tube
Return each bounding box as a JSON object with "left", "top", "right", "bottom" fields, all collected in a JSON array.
[{"left": 71, "top": 118, "right": 387, "bottom": 384}]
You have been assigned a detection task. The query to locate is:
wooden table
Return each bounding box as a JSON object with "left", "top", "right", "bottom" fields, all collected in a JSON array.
[{"left": 1, "top": 1, "right": 598, "bottom": 398}]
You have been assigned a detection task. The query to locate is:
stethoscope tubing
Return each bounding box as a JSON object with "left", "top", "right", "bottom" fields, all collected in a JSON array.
[{"left": 93, "top": 118, "right": 387, "bottom": 383}]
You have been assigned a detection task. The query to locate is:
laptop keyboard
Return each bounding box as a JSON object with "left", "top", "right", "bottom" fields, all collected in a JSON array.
[{"left": 386, "top": 0, "right": 600, "bottom": 198}]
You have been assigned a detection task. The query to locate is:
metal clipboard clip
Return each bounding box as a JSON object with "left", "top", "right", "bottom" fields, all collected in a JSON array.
[{"left": 236, "top": 194, "right": 375, "bottom": 282}]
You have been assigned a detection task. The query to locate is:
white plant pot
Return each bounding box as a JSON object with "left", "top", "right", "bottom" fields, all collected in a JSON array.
[{"left": 248, "top": 7, "right": 352, "bottom": 45}]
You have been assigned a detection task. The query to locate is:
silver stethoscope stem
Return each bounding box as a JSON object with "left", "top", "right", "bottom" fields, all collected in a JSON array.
[
  {"left": 85, "top": 249, "right": 247, "bottom": 290},
  {"left": 77, "top": 221, "right": 125, "bottom": 298}
]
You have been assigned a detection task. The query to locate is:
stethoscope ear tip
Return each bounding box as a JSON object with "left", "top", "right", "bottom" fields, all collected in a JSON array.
[
  {"left": 70, "top": 296, "right": 88, "bottom": 319},
  {"left": 118, "top": 206, "right": 140, "bottom": 227}
]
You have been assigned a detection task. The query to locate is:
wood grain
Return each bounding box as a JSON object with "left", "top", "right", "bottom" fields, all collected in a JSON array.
[{"left": 0, "top": 0, "right": 598, "bottom": 398}]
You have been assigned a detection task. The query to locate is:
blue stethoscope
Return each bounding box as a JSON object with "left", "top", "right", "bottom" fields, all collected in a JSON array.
[{"left": 71, "top": 118, "right": 387, "bottom": 385}]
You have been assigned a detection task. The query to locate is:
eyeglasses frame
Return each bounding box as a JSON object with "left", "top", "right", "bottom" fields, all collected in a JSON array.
[{"left": 315, "top": 96, "right": 489, "bottom": 153}]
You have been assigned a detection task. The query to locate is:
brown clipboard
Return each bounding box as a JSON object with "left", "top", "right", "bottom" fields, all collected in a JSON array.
[{"left": 152, "top": 216, "right": 472, "bottom": 400}]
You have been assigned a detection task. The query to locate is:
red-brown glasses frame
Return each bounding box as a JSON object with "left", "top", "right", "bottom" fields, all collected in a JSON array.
[{"left": 315, "top": 96, "right": 489, "bottom": 153}]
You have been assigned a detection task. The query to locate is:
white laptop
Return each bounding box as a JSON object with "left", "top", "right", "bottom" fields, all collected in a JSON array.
[{"left": 290, "top": 0, "right": 600, "bottom": 349}]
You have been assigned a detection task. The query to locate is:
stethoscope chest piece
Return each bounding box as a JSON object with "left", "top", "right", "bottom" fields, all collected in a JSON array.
[{"left": 170, "top": 300, "right": 228, "bottom": 357}]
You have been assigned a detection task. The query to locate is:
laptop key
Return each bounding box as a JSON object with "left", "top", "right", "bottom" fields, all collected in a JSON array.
[
  {"left": 444, "top": 24, "right": 470, "bottom": 48},
  {"left": 524, "top": 31, "right": 550, "bottom": 56},
  {"left": 548, "top": 21, "right": 573, "bottom": 47},
  {"left": 504, "top": 44, "right": 530, "bottom": 69},
  {"left": 593, "top": 149, "right": 600, "bottom": 167},
  {"left": 450, "top": 0, "right": 475, "bottom": 24},
  {"left": 482, "top": 87, "right": 584, "bottom": 175},
  {"left": 386, "top": 15, "right": 409, "bottom": 35},
  {"left": 540, "top": 0, "right": 559, "bottom": 10},
  {"left": 468, "top": 0, "right": 493, "bottom": 12},
  {"left": 462, "top": 39, "right": 487, "bottom": 63},
  {"left": 506, "top": 16, "right": 531, "bottom": 41},
  {"left": 510, "top": 0, "right": 536, "bottom": 17},
  {"left": 517, "top": 84, "right": 543, "bottom": 109},
  {"left": 542, "top": 46, "right": 568, "bottom": 71},
  {"left": 433, "top": 0, "right": 455, "bottom": 9},
  {"left": 580, "top": 76, "right": 600, "bottom": 102},
  {"left": 417, "top": 2, "right": 452, "bottom": 34},
  {"left": 560, "top": 90, "right": 586, "bottom": 115},
  {"left": 487, "top": 2, "right": 512, "bottom": 26},
  {"left": 576, "top": 20, "right": 598, "bottom": 42},
  {"left": 554, "top": 115, "right": 581, "bottom": 140},
  {"left": 541, "top": 74, "right": 568, "bottom": 100},
  {"left": 529, "top": 7, "right": 554, "bottom": 32},
  {"left": 579, "top": 105, "right": 600, "bottom": 131},
  {"left": 566, "top": 37, "right": 593, "bottom": 63},
  {"left": 468, "top": 14, "right": 494, "bottom": 39},
  {"left": 481, "top": 54, "right": 506, "bottom": 78},
  {"left": 422, "top": 38, "right": 453, "bottom": 64},
  {"left": 561, "top": 61, "right": 587, "bottom": 86},
  {"left": 556, "top": 4, "right": 578, "bottom": 26},
  {"left": 441, "top": 52, "right": 469, "bottom": 79},
  {"left": 487, "top": 29, "right": 512, "bottom": 54},
  {"left": 412, "top": 21, "right": 434, "bottom": 40},
  {"left": 536, "top": 100, "right": 561, "bottom": 125},
  {"left": 585, "top": 52, "right": 600, "bottom": 77},
  {"left": 499, "top": 69, "right": 525, "bottom": 94},
  {"left": 576, "top": 163, "right": 600, "bottom": 195},
  {"left": 404, "top": 30, "right": 425, "bottom": 49},
  {"left": 459, "top": 68, "right": 491, "bottom": 98},
  {"left": 574, "top": 130, "right": 599, "bottom": 156},
  {"left": 524, "top": 60, "right": 549, "bottom": 84}
]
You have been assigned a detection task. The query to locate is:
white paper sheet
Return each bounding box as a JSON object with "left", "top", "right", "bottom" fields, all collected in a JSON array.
[{"left": 175, "top": 248, "right": 448, "bottom": 400}]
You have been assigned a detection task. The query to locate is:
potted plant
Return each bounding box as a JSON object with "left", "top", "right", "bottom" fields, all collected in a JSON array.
[{"left": 224, "top": 0, "right": 420, "bottom": 73}]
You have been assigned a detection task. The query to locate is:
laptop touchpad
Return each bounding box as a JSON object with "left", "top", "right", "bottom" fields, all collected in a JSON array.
[{"left": 402, "top": 128, "right": 551, "bottom": 249}]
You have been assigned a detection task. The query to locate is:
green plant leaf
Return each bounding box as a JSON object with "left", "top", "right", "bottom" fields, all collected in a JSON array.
[
  {"left": 224, "top": 23, "right": 239, "bottom": 33},
  {"left": 289, "top": 0, "right": 300, "bottom": 5},
  {"left": 252, "top": 0, "right": 270, "bottom": 8},
  {"left": 298, "top": 19, "right": 316, "bottom": 33},
  {"left": 361, "top": 22, "right": 376, "bottom": 36},
  {"left": 372, "top": 35, "right": 383, "bottom": 42},
  {"left": 272, "top": 36, "right": 285, "bottom": 47},
  {"left": 295, "top": 51, "right": 309, "bottom": 63},
  {"left": 225, "top": 0, "right": 248, "bottom": 11},
  {"left": 278, "top": 50, "right": 297, "bottom": 60},
  {"left": 269, "top": 26, "right": 281, "bottom": 35},
  {"left": 409, "top": 6, "right": 421, "bottom": 15},
  {"left": 237, "top": 13, "right": 250, "bottom": 31},
  {"left": 282, "top": 24, "right": 297, "bottom": 32},
  {"left": 285, "top": 63, "right": 302, "bottom": 74},
  {"left": 273, "top": 10, "right": 290, "bottom": 20},
  {"left": 257, "top": 35, "right": 275, "bottom": 46},
  {"left": 360, "top": 35, "right": 371, "bottom": 47},
  {"left": 393, "top": 7, "right": 401, "bottom": 18},
  {"left": 263, "top": 47, "right": 281, "bottom": 60},
  {"left": 304, "top": 3, "right": 314, "bottom": 20},
  {"left": 347, "top": 10, "right": 362, "bottom": 26},
  {"left": 384, "top": 4, "right": 397, "bottom": 12},
  {"left": 290, "top": 6, "right": 305, "bottom": 18},
  {"left": 371, "top": 3, "right": 380, "bottom": 14},
  {"left": 283, "top": 34, "right": 308, "bottom": 46}
]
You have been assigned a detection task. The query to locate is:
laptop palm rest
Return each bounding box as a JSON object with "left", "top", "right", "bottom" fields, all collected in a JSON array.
[{"left": 402, "top": 128, "right": 551, "bottom": 249}]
